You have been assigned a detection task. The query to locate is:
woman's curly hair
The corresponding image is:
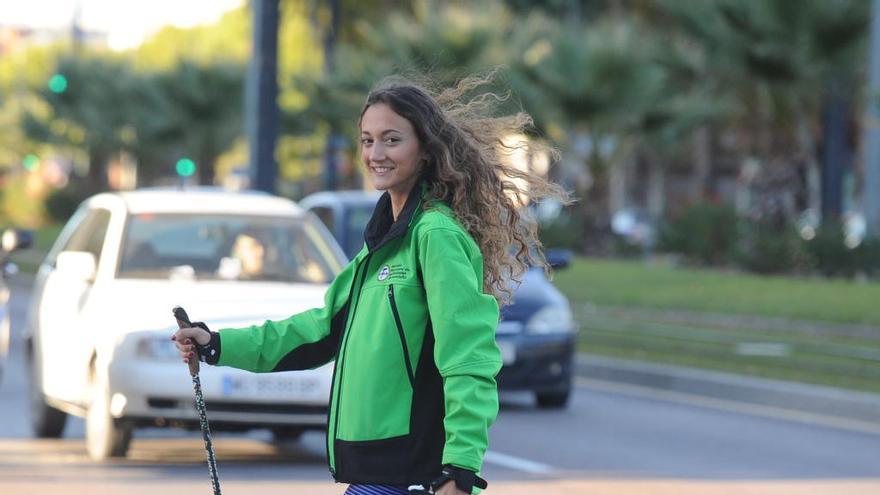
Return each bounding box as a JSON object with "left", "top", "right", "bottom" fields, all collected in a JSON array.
[{"left": 359, "top": 72, "right": 573, "bottom": 306}]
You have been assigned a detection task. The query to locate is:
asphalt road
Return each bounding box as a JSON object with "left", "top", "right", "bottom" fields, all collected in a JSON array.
[{"left": 1, "top": 275, "right": 879, "bottom": 495}]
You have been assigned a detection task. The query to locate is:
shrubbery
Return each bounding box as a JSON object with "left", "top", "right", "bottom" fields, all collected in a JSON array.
[
  {"left": 656, "top": 201, "right": 879, "bottom": 280},
  {"left": 736, "top": 219, "right": 810, "bottom": 275},
  {"left": 657, "top": 201, "right": 740, "bottom": 266},
  {"left": 802, "top": 222, "right": 880, "bottom": 279},
  {"left": 538, "top": 208, "right": 586, "bottom": 252},
  {"left": 44, "top": 184, "right": 92, "bottom": 223}
]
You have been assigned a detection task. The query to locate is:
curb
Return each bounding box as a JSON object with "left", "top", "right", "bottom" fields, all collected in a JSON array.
[{"left": 575, "top": 353, "right": 880, "bottom": 425}]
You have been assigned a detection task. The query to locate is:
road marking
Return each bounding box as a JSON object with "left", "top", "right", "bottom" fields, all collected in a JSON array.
[
  {"left": 575, "top": 377, "right": 880, "bottom": 436},
  {"left": 483, "top": 450, "right": 555, "bottom": 474}
]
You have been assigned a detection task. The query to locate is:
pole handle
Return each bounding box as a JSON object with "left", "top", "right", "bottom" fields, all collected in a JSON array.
[{"left": 172, "top": 306, "right": 200, "bottom": 376}]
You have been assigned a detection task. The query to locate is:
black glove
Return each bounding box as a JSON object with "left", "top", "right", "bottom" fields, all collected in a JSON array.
[
  {"left": 191, "top": 322, "right": 221, "bottom": 365},
  {"left": 429, "top": 465, "right": 487, "bottom": 494}
]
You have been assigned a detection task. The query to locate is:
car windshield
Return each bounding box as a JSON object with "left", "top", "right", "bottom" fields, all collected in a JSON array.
[
  {"left": 117, "top": 214, "right": 343, "bottom": 283},
  {"left": 343, "top": 204, "right": 376, "bottom": 258}
]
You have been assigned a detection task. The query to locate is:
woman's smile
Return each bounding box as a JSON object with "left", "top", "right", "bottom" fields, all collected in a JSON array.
[{"left": 369, "top": 165, "right": 395, "bottom": 176}]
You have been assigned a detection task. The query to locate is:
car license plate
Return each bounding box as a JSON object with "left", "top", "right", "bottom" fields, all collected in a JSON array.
[
  {"left": 498, "top": 340, "right": 516, "bottom": 365},
  {"left": 221, "top": 374, "right": 322, "bottom": 400}
]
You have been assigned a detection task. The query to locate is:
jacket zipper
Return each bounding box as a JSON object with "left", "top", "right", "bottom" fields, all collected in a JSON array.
[
  {"left": 388, "top": 284, "right": 415, "bottom": 388},
  {"left": 328, "top": 252, "right": 372, "bottom": 476}
]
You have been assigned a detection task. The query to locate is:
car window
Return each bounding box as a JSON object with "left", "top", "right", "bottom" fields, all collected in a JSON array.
[
  {"left": 311, "top": 206, "right": 334, "bottom": 233},
  {"left": 343, "top": 205, "right": 375, "bottom": 258},
  {"left": 45, "top": 206, "right": 89, "bottom": 266},
  {"left": 60, "top": 208, "right": 112, "bottom": 265},
  {"left": 117, "top": 214, "right": 343, "bottom": 283}
]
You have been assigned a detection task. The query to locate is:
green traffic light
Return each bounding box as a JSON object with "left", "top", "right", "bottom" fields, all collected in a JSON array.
[
  {"left": 23, "top": 154, "right": 39, "bottom": 171},
  {"left": 176, "top": 158, "right": 196, "bottom": 177},
  {"left": 48, "top": 74, "right": 68, "bottom": 94}
]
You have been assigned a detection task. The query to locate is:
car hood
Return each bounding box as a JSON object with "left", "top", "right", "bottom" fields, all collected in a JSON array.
[
  {"left": 89, "top": 279, "right": 328, "bottom": 337},
  {"left": 500, "top": 268, "right": 567, "bottom": 322}
]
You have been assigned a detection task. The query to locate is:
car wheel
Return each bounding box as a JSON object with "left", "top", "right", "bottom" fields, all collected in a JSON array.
[
  {"left": 85, "top": 369, "right": 132, "bottom": 461},
  {"left": 535, "top": 389, "right": 570, "bottom": 409},
  {"left": 27, "top": 349, "right": 67, "bottom": 438},
  {"left": 271, "top": 426, "right": 305, "bottom": 443}
]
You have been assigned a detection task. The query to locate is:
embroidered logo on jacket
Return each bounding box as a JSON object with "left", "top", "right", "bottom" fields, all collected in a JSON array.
[{"left": 377, "top": 264, "right": 413, "bottom": 282}]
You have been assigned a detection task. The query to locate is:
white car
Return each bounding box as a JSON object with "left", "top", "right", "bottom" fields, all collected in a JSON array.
[{"left": 25, "top": 188, "right": 346, "bottom": 460}]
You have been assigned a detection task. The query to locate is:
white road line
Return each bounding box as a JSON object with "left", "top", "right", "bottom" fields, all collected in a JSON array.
[
  {"left": 483, "top": 450, "right": 555, "bottom": 474},
  {"left": 575, "top": 377, "right": 880, "bottom": 436}
]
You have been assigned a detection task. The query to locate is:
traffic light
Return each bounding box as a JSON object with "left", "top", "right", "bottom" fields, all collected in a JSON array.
[
  {"left": 23, "top": 154, "right": 39, "bottom": 171},
  {"left": 176, "top": 158, "right": 196, "bottom": 177},
  {"left": 48, "top": 74, "right": 68, "bottom": 94}
]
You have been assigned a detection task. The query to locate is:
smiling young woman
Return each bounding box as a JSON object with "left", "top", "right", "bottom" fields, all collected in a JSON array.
[{"left": 173, "top": 73, "right": 571, "bottom": 495}]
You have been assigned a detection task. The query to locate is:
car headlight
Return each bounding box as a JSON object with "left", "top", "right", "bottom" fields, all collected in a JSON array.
[
  {"left": 0, "top": 315, "right": 9, "bottom": 358},
  {"left": 136, "top": 336, "right": 180, "bottom": 361},
  {"left": 526, "top": 304, "right": 575, "bottom": 335}
]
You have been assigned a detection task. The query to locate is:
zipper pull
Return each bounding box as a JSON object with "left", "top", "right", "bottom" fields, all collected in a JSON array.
[{"left": 388, "top": 285, "right": 393, "bottom": 297}]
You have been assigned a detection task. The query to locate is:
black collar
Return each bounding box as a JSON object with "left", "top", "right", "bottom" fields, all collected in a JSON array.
[{"left": 364, "top": 183, "right": 423, "bottom": 252}]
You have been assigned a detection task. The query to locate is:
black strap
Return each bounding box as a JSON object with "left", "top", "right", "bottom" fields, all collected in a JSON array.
[
  {"left": 192, "top": 322, "right": 221, "bottom": 365},
  {"left": 429, "top": 465, "right": 488, "bottom": 493}
]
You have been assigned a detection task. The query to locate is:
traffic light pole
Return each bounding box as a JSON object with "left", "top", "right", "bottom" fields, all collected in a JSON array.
[
  {"left": 865, "top": 0, "right": 880, "bottom": 238},
  {"left": 323, "top": 0, "right": 342, "bottom": 191},
  {"left": 246, "top": 0, "right": 280, "bottom": 195}
]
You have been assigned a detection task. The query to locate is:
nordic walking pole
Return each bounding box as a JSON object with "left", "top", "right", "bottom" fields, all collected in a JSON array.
[{"left": 173, "top": 306, "right": 222, "bottom": 495}]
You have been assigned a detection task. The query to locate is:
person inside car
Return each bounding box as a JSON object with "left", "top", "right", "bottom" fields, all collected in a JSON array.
[{"left": 217, "top": 231, "right": 269, "bottom": 280}]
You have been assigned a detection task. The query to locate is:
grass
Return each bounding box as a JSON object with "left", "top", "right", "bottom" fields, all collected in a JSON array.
[
  {"left": 553, "top": 257, "right": 880, "bottom": 326},
  {"left": 575, "top": 308, "right": 880, "bottom": 393},
  {"left": 554, "top": 257, "right": 880, "bottom": 393}
]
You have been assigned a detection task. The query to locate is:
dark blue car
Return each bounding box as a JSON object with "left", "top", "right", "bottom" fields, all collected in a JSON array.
[{"left": 299, "top": 191, "right": 577, "bottom": 408}]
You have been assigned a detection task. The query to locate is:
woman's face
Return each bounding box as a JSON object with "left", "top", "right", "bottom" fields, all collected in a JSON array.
[{"left": 360, "top": 103, "right": 423, "bottom": 197}]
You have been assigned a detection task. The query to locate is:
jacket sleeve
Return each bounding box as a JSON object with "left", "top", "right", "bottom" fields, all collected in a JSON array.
[
  {"left": 215, "top": 256, "right": 358, "bottom": 373},
  {"left": 418, "top": 227, "right": 502, "bottom": 473}
]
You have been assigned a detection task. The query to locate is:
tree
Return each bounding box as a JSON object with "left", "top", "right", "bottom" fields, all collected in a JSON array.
[
  {"left": 149, "top": 62, "right": 246, "bottom": 185},
  {"left": 25, "top": 54, "right": 138, "bottom": 191},
  {"left": 509, "top": 18, "right": 671, "bottom": 240},
  {"left": 657, "top": 0, "right": 869, "bottom": 219}
]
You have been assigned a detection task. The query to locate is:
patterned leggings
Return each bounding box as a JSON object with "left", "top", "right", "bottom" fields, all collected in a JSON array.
[{"left": 344, "top": 484, "right": 413, "bottom": 495}]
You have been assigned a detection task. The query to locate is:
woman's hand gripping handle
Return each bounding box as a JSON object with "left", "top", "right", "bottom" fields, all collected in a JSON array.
[{"left": 171, "top": 306, "right": 211, "bottom": 376}]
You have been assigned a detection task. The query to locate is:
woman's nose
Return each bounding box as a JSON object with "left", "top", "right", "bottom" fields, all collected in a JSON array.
[{"left": 369, "top": 143, "right": 385, "bottom": 161}]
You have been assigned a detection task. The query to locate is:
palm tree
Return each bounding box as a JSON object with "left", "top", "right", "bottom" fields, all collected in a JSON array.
[
  {"left": 509, "top": 16, "right": 689, "bottom": 246},
  {"left": 657, "top": 0, "right": 868, "bottom": 220}
]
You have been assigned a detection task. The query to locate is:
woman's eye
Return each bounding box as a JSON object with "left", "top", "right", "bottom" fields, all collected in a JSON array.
[
  {"left": 360, "top": 138, "right": 372, "bottom": 146},
  {"left": 384, "top": 138, "right": 399, "bottom": 145}
]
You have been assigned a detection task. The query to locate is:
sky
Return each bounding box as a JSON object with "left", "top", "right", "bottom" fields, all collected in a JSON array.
[{"left": 0, "top": 0, "right": 245, "bottom": 50}]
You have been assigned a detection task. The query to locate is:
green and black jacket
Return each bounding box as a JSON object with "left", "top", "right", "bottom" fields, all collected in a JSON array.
[{"left": 215, "top": 185, "right": 503, "bottom": 486}]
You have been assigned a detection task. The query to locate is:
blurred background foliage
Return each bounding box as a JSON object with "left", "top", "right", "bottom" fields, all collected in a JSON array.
[{"left": 1, "top": 0, "right": 878, "bottom": 281}]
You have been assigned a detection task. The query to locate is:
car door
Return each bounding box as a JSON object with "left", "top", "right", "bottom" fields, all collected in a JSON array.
[{"left": 37, "top": 207, "right": 112, "bottom": 405}]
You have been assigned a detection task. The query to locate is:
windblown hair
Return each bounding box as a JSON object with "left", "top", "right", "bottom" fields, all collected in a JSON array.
[{"left": 359, "top": 73, "right": 572, "bottom": 306}]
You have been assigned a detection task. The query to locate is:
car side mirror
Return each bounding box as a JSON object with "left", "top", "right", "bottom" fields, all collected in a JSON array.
[
  {"left": 545, "top": 248, "right": 572, "bottom": 270},
  {"left": 55, "top": 251, "right": 97, "bottom": 281}
]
